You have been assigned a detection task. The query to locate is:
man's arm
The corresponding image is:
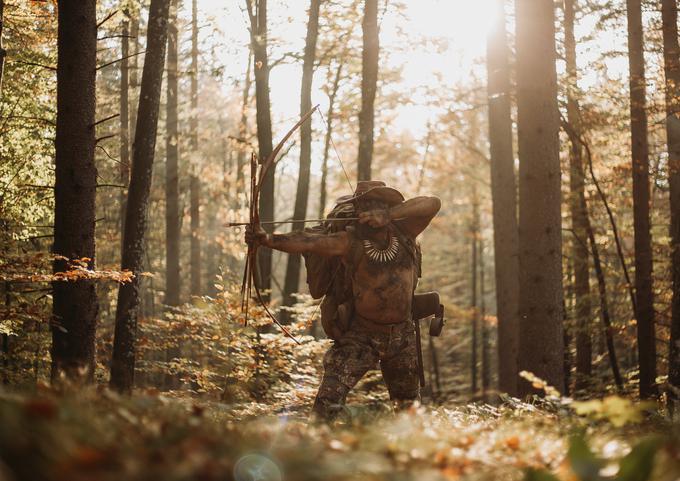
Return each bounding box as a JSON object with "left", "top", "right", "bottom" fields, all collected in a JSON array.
[
  {"left": 359, "top": 196, "right": 441, "bottom": 237},
  {"left": 246, "top": 226, "right": 350, "bottom": 257}
]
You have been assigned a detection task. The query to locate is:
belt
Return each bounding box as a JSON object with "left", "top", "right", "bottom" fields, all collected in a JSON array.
[{"left": 353, "top": 313, "right": 413, "bottom": 334}]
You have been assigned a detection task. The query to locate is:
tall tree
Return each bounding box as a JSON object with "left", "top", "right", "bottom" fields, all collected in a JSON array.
[
  {"left": 626, "top": 0, "right": 656, "bottom": 398},
  {"left": 110, "top": 0, "right": 171, "bottom": 393},
  {"left": 282, "top": 0, "right": 321, "bottom": 321},
  {"left": 486, "top": 0, "right": 519, "bottom": 397},
  {"left": 165, "top": 0, "right": 180, "bottom": 308},
  {"left": 236, "top": 51, "right": 252, "bottom": 196},
  {"left": 662, "top": 0, "right": 680, "bottom": 412},
  {"left": 51, "top": 0, "right": 99, "bottom": 382},
  {"left": 189, "top": 0, "right": 201, "bottom": 296},
  {"left": 356, "top": 0, "right": 378, "bottom": 181},
  {"left": 319, "top": 60, "right": 344, "bottom": 218},
  {"left": 120, "top": 6, "right": 131, "bottom": 234},
  {"left": 515, "top": 0, "right": 564, "bottom": 395},
  {"left": 246, "top": 0, "right": 274, "bottom": 292},
  {"left": 0, "top": 0, "right": 7, "bottom": 96},
  {"left": 564, "top": 0, "right": 592, "bottom": 391},
  {"left": 480, "top": 235, "right": 490, "bottom": 398},
  {"left": 470, "top": 191, "right": 479, "bottom": 394}
]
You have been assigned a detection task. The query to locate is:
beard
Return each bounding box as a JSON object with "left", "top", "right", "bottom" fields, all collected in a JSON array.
[{"left": 356, "top": 221, "right": 387, "bottom": 241}]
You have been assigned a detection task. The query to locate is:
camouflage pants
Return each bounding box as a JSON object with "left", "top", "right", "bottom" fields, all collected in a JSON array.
[{"left": 312, "top": 318, "right": 420, "bottom": 419}]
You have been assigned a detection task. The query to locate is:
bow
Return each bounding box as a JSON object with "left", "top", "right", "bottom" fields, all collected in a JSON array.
[{"left": 242, "top": 105, "right": 320, "bottom": 344}]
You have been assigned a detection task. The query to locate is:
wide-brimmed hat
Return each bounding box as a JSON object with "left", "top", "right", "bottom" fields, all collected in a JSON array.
[{"left": 336, "top": 180, "right": 404, "bottom": 207}]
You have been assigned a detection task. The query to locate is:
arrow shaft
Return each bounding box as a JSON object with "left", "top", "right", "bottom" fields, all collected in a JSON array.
[{"left": 226, "top": 217, "right": 360, "bottom": 227}]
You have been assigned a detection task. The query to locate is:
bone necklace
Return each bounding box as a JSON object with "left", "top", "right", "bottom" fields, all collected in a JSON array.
[{"left": 363, "top": 235, "right": 400, "bottom": 263}]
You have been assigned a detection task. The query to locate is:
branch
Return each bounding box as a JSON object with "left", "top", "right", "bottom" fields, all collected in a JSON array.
[
  {"left": 96, "top": 134, "right": 116, "bottom": 144},
  {"left": 11, "top": 59, "right": 56, "bottom": 71},
  {"left": 97, "top": 10, "right": 119, "bottom": 29},
  {"left": 96, "top": 50, "right": 146, "bottom": 71},
  {"left": 91, "top": 113, "right": 120, "bottom": 128}
]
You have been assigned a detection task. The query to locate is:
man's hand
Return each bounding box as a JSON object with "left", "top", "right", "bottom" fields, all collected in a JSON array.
[
  {"left": 358, "top": 209, "right": 391, "bottom": 228},
  {"left": 245, "top": 224, "right": 268, "bottom": 246}
]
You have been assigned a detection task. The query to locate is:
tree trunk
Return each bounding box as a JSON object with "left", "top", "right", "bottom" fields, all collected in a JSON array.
[
  {"left": 515, "top": 0, "right": 564, "bottom": 396},
  {"left": 486, "top": 0, "right": 519, "bottom": 397},
  {"left": 626, "top": 0, "right": 656, "bottom": 399},
  {"left": 51, "top": 0, "right": 99, "bottom": 383},
  {"left": 189, "top": 0, "right": 201, "bottom": 297},
  {"left": 0, "top": 0, "right": 6, "bottom": 96},
  {"left": 470, "top": 192, "right": 479, "bottom": 395},
  {"left": 120, "top": 8, "right": 131, "bottom": 237},
  {"left": 480, "top": 235, "right": 490, "bottom": 398},
  {"left": 356, "top": 0, "right": 378, "bottom": 181},
  {"left": 237, "top": 52, "right": 253, "bottom": 196},
  {"left": 165, "top": 0, "right": 180, "bottom": 308},
  {"left": 129, "top": 10, "right": 140, "bottom": 142},
  {"left": 319, "top": 60, "right": 344, "bottom": 218},
  {"left": 564, "top": 0, "right": 592, "bottom": 391},
  {"left": 247, "top": 0, "right": 274, "bottom": 293},
  {"left": 282, "top": 0, "right": 321, "bottom": 321},
  {"left": 662, "top": 0, "right": 680, "bottom": 412},
  {"left": 110, "top": 0, "right": 171, "bottom": 393},
  {"left": 585, "top": 213, "right": 624, "bottom": 389}
]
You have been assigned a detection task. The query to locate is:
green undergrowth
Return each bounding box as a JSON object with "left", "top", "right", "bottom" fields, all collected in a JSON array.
[{"left": 0, "top": 389, "right": 677, "bottom": 481}]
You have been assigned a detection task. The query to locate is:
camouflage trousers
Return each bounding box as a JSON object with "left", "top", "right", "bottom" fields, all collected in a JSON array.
[{"left": 312, "top": 317, "right": 420, "bottom": 419}]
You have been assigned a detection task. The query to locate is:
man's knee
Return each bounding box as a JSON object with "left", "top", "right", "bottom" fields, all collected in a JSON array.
[{"left": 312, "top": 375, "right": 349, "bottom": 420}]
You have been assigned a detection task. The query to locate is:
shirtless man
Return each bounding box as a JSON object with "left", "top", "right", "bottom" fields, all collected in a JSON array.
[{"left": 246, "top": 180, "right": 441, "bottom": 419}]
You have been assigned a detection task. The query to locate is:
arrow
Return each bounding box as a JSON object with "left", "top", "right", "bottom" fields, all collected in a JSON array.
[{"left": 225, "top": 217, "right": 360, "bottom": 227}]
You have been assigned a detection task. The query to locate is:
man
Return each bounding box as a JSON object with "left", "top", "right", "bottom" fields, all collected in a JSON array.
[{"left": 246, "top": 180, "right": 441, "bottom": 419}]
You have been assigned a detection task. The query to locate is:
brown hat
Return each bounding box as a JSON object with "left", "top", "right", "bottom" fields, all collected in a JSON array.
[{"left": 336, "top": 180, "right": 405, "bottom": 207}]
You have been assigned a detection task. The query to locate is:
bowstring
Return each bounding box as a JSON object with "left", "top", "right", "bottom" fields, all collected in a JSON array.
[{"left": 316, "top": 108, "right": 354, "bottom": 194}]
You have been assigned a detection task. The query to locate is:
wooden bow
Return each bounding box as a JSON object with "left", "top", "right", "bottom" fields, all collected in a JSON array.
[{"left": 241, "top": 105, "right": 320, "bottom": 344}]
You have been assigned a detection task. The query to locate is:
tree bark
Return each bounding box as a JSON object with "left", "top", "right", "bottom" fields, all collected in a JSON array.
[
  {"left": 120, "top": 8, "right": 131, "bottom": 236},
  {"left": 486, "top": 0, "right": 519, "bottom": 397},
  {"left": 110, "top": 0, "right": 171, "bottom": 393},
  {"left": 237, "top": 51, "right": 253, "bottom": 196},
  {"left": 189, "top": 0, "right": 201, "bottom": 297},
  {"left": 470, "top": 191, "right": 479, "bottom": 395},
  {"left": 480, "top": 235, "right": 490, "bottom": 398},
  {"left": 515, "top": 0, "right": 564, "bottom": 396},
  {"left": 165, "top": 0, "right": 180, "bottom": 308},
  {"left": 282, "top": 0, "right": 321, "bottom": 321},
  {"left": 247, "top": 0, "right": 274, "bottom": 293},
  {"left": 51, "top": 0, "right": 99, "bottom": 383},
  {"left": 626, "top": 0, "right": 656, "bottom": 398},
  {"left": 356, "top": 0, "right": 378, "bottom": 181},
  {"left": 319, "top": 60, "right": 344, "bottom": 219},
  {"left": 129, "top": 9, "right": 140, "bottom": 142},
  {"left": 1, "top": 0, "right": 7, "bottom": 97},
  {"left": 564, "top": 0, "right": 592, "bottom": 391},
  {"left": 662, "top": 0, "right": 680, "bottom": 412},
  {"left": 585, "top": 212, "right": 624, "bottom": 389}
]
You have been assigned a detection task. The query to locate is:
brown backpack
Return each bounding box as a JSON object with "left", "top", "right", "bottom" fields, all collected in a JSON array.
[{"left": 302, "top": 204, "right": 421, "bottom": 340}]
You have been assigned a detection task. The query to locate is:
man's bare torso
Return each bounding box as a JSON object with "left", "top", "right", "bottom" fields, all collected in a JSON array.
[{"left": 346, "top": 229, "right": 416, "bottom": 324}]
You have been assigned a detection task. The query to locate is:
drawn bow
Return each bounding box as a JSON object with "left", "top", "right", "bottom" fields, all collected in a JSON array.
[{"left": 241, "top": 105, "right": 321, "bottom": 344}]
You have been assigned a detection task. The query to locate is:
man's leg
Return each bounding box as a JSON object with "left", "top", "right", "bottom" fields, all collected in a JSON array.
[
  {"left": 380, "top": 326, "right": 420, "bottom": 406},
  {"left": 312, "top": 333, "right": 376, "bottom": 420}
]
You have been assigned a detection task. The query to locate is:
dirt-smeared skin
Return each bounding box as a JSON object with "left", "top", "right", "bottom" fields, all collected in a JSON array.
[{"left": 350, "top": 232, "right": 415, "bottom": 324}]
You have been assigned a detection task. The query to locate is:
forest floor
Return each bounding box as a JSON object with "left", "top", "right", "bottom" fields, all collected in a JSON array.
[{"left": 0, "top": 384, "right": 678, "bottom": 481}]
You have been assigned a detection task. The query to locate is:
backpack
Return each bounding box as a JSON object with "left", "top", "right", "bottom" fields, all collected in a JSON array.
[{"left": 302, "top": 203, "right": 422, "bottom": 340}]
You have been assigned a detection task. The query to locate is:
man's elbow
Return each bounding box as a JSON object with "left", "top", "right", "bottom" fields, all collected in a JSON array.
[{"left": 426, "top": 196, "right": 441, "bottom": 215}]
